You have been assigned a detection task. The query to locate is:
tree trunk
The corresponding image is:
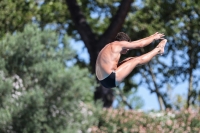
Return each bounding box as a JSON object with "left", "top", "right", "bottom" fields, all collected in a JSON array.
[
  {"left": 147, "top": 63, "right": 166, "bottom": 110},
  {"left": 187, "top": 41, "right": 193, "bottom": 109},
  {"left": 65, "top": 0, "right": 133, "bottom": 107}
]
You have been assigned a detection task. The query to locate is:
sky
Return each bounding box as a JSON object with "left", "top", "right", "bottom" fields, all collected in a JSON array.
[{"left": 70, "top": 40, "right": 188, "bottom": 111}]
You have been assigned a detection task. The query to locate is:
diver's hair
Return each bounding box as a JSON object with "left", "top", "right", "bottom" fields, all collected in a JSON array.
[{"left": 115, "top": 32, "right": 131, "bottom": 42}]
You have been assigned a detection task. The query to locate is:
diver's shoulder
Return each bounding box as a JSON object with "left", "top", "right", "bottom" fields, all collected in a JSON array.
[{"left": 109, "top": 41, "right": 122, "bottom": 52}]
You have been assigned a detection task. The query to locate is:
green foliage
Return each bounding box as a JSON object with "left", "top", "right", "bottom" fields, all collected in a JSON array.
[
  {"left": 1, "top": 0, "right": 200, "bottom": 131},
  {"left": 0, "top": 24, "right": 99, "bottom": 133},
  {"left": 1, "top": 0, "right": 200, "bottom": 113},
  {"left": 37, "top": 0, "right": 69, "bottom": 27},
  {"left": 122, "top": 0, "right": 200, "bottom": 109},
  {"left": 0, "top": 0, "right": 38, "bottom": 37}
]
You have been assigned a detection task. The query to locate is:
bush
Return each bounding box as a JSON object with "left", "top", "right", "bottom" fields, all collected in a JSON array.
[{"left": 91, "top": 108, "right": 200, "bottom": 133}]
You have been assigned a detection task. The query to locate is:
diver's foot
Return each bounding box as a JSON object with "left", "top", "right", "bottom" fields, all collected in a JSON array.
[{"left": 156, "top": 39, "right": 167, "bottom": 55}]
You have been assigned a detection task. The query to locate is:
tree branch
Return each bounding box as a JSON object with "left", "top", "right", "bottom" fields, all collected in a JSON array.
[
  {"left": 140, "top": 48, "right": 167, "bottom": 110},
  {"left": 98, "top": 0, "right": 133, "bottom": 49},
  {"left": 187, "top": 39, "right": 194, "bottom": 109},
  {"left": 65, "top": 0, "right": 97, "bottom": 52},
  {"left": 147, "top": 63, "right": 166, "bottom": 110},
  {"left": 116, "top": 88, "right": 133, "bottom": 109}
]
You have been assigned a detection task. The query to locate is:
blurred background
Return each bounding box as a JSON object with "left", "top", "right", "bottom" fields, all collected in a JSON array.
[{"left": 0, "top": 0, "right": 200, "bottom": 132}]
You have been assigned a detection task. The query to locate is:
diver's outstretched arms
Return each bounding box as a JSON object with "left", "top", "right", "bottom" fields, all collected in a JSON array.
[{"left": 117, "top": 32, "right": 165, "bottom": 50}]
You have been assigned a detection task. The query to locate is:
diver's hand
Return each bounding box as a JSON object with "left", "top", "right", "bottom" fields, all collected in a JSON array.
[{"left": 153, "top": 32, "right": 165, "bottom": 40}]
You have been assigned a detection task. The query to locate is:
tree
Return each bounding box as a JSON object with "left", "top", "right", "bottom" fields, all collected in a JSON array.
[
  {"left": 125, "top": 0, "right": 200, "bottom": 109},
  {"left": 0, "top": 24, "right": 98, "bottom": 132},
  {"left": 164, "top": 0, "right": 200, "bottom": 109},
  {"left": 0, "top": 0, "right": 38, "bottom": 37},
  {"left": 65, "top": 0, "right": 134, "bottom": 107},
  {"left": 121, "top": 0, "right": 178, "bottom": 110},
  {"left": 1, "top": 0, "right": 136, "bottom": 108},
  {"left": 2, "top": 0, "right": 199, "bottom": 110}
]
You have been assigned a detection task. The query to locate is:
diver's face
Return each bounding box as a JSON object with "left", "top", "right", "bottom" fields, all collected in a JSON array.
[{"left": 121, "top": 49, "right": 129, "bottom": 54}]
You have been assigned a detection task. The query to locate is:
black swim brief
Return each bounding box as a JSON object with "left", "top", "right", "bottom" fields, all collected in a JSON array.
[{"left": 99, "top": 72, "right": 116, "bottom": 88}]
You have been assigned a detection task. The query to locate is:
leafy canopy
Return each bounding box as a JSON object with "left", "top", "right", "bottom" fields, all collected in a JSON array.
[{"left": 0, "top": 24, "right": 98, "bottom": 133}]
